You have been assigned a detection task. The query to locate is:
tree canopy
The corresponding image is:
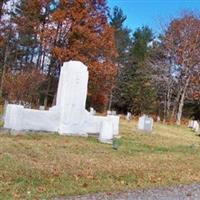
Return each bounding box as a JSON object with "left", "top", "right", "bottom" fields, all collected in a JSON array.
[{"left": 0, "top": 1, "right": 199, "bottom": 122}]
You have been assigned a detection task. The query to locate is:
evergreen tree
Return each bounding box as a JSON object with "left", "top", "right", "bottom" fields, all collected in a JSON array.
[
  {"left": 110, "top": 6, "right": 132, "bottom": 65},
  {"left": 109, "top": 6, "right": 132, "bottom": 111},
  {"left": 112, "top": 25, "right": 157, "bottom": 114},
  {"left": 12, "top": 0, "right": 44, "bottom": 69},
  {"left": 130, "top": 26, "right": 156, "bottom": 114}
]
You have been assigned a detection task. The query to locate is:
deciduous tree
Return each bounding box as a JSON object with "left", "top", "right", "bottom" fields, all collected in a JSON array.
[
  {"left": 163, "top": 14, "right": 200, "bottom": 125},
  {"left": 42, "top": 0, "right": 117, "bottom": 109}
]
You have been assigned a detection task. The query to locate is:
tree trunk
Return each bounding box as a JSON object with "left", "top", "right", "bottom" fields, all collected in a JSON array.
[
  {"left": 171, "top": 85, "right": 182, "bottom": 119},
  {"left": 41, "top": 51, "right": 46, "bottom": 71},
  {"left": 176, "top": 76, "right": 190, "bottom": 125},
  {"left": 166, "top": 84, "right": 172, "bottom": 120},
  {"left": 108, "top": 90, "right": 113, "bottom": 110},
  {"left": 0, "top": 1, "right": 4, "bottom": 20},
  {"left": 163, "top": 93, "right": 167, "bottom": 123},
  {"left": 52, "top": 92, "right": 57, "bottom": 106},
  {"left": 43, "top": 66, "right": 51, "bottom": 109},
  {"left": 36, "top": 15, "right": 47, "bottom": 69},
  {"left": 44, "top": 76, "right": 51, "bottom": 109},
  {"left": 1, "top": 41, "right": 9, "bottom": 92},
  {"left": 1, "top": 22, "right": 13, "bottom": 92}
]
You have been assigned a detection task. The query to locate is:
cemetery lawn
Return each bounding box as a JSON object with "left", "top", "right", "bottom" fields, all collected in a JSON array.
[{"left": 1, "top": 120, "right": 200, "bottom": 199}]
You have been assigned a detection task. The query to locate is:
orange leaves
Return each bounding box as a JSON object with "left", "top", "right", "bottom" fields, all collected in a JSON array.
[
  {"left": 91, "top": 92, "right": 108, "bottom": 106},
  {"left": 0, "top": 0, "right": 117, "bottom": 109},
  {"left": 41, "top": 0, "right": 117, "bottom": 108},
  {"left": 164, "top": 14, "right": 200, "bottom": 70},
  {"left": 51, "top": 8, "right": 67, "bottom": 22},
  {"left": 164, "top": 14, "right": 200, "bottom": 103},
  {"left": 187, "top": 74, "right": 200, "bottom": 101},
  {"left": 3, "top": 69, "right": 46, "bottom": 105}
]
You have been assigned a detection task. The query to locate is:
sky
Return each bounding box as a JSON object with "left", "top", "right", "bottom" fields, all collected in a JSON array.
[{"left": 107, "top": 0, "right": 200, "bottom": 35}]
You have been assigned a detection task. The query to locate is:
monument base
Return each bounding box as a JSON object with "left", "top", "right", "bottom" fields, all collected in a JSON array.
[{"left": 3, "top": 61, "right": 120, "bottom": 143}]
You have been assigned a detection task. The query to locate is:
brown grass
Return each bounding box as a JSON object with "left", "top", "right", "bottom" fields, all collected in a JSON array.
[{"left": 0, "top": 119, "right": 200, "bottom": 199}]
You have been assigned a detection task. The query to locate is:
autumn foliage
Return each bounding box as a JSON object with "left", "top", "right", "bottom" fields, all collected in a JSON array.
[
  {"left": 1, "top": 1, "right": 199, "bottom": 120},
  {"left": 3, "top": 69, "right": 45, "bottom": 106},
  {"left": 163, "top": 14, "right": 200, "bottom": 124},
  {"left": 1, "top": 0, "right": 117, "bottom": 109},
  {"left": 42, "top": 0, "right": 117, "bottom": 107}
]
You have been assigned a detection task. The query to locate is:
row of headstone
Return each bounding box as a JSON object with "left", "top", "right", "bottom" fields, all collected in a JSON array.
[
  {"left": 188, "top": 120, "right": 199, "bottom": 133},
  {"left": 124, "top": 112, "right": 154, "bottom": 133}
]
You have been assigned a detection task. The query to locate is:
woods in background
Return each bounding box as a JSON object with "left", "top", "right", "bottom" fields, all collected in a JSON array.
[
  {"left": 109, "top": 7, "right": 200, "bottom": 122},
  {"left": 0, "top": 0, "right": 117, "bottom": 109},
  {"left": 0, "top": 1, "right": 199, "bottom": 123}
]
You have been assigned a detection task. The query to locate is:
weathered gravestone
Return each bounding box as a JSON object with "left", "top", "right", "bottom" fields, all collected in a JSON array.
[
  {"left": 107, "top": 110, "right": 112, "bottom": 115},
  {"left": 39, "top": 106, "right": 45, "bottom": 110},
  {"left": 138, "top": 115, "right": 153, "bottom": 132},
  {"left": 4, "top": 61, "right": 119, "bottom": 143},
  {"left": 188, "top": 120, "right": 194, "bottom": 128},
  {"left": 107, "top": 110, "right": 117, "bottom": 115},
  {"left": 126, "top": 112, "right": 131, "bottom": 121},
  {"left": 195, "top": 123, "right": 199, "bottom": 133},
  {"left": 89, "top": 107, "right": 96, "bottom": 115},
  {"left": 111, "top": 110, "right": 117, "bottom": 115},
  {"left": 192, "top": 121, "right": 199, "bottom": 133},
  {"left": 157, "top": 116, "right": 161, "bottom": 122}
]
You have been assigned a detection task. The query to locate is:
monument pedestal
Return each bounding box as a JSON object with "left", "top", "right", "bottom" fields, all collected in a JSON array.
[{"left": 4, "top": 61, "right": 119, "bottom": 142}]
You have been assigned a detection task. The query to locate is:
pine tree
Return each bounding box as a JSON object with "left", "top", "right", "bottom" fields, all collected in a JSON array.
[
  {"left": 110, "top": 6, "right": 131, "bottom": 65},
  {"left": 111, "top": 24, "right": 156, "bottom": 114},
  {"left": 109, "top": 6, "right": 132, "bottom": 111},
  {"left": 130, "top": 26, "right": 156, "bottom": 114},
  {"left": 12, "top": 0, "right": 44, "bottom": 69}
]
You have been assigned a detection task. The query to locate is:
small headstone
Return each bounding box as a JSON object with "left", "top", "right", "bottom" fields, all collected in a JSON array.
[
  {"left": 2, "top": 100, "right": 8, "bottom": 120},
  {"left": 195, "top": 123, "right": 199, "bottom": 133},
  {"left": 108, "top": 115, "right": 120, "bottom": 136},
  {"left": 188, "top": 120, "right": 194, "bottom": 128},
  {"left": 99, "top": 119, "right": 113, "bottom": 144},
  {"left": 192, "top": 121, "right": 199, "bottom": 132},
  {"left": 111, "top": 110, "right": 117, "bottom": 115},
  {"left": 157, "top": 116, "right": 161, "bottom": 122},
  {"left": 107, "top": 110, "right": 112, "bottom": 115},
  {"left": 138, "top": 114, "right": 153, "bottom": 132},
  {"left": 89, "top": 107, "right": 96, "bottom": 115},
  {"left": 23, "top": 102, "right": 32, "bottom": 108},
  {"left": 39, "top": 106, "right": 45, "bottom": 110},
  {"left": 126, "top": 112, "right": 131, "bottom": 121}
]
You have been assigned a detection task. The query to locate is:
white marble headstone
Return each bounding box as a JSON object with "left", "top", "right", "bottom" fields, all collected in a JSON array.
[
  {"left": 107, "top": 110, "right": 112, "bottom": 115},
  {"left": 89, "top": 107, "right": 96, "bottom": 115},
  {"left": 188, "top": 120, "right": 194, "bottom": 128},
  {"left": 192, "top": 121, "right": 199, "bottom": 133},
  {"left": 111, "top": 110, "right": 117, "bottom": 115},
  {"left": 4, "top": 61, "right": 119, "bottom": 143},
  {"left": 126, "top": 112, "right": 131, "bottom": 121},
  {"left": 157, "top": 116, "right": 161, "bottom": 122},
  {"left": 138, "top": 115, "right": 153, "bottom": 132}
]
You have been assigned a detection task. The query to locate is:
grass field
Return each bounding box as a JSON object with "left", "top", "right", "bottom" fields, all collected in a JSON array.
[{"left": 0, "top": 119, "right": 200, "bottom": 199}]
